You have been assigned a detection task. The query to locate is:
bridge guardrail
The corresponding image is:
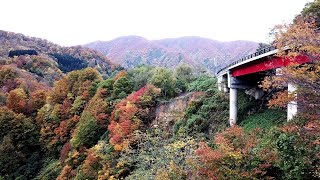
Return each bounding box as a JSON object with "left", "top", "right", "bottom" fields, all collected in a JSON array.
[
  {"left": 217, "top": 27, "right": 319, "bottom": 75},
  {"left": 217, "top": 46, "right": 276, "bottom": 75}
]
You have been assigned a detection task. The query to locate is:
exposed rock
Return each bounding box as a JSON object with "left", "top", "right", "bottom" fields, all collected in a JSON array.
[{"left": 152, "top": 92, "right": 203, "bottom": 132}]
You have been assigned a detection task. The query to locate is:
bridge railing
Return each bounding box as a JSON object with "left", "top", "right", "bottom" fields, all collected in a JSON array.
[{"left": 217, "top": 46, "right": 276, "bottom": 75}]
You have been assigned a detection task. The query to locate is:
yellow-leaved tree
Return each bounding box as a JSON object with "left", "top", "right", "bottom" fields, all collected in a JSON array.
[{"left": 261, "top": 14, "right": 320, "bottom": 119}]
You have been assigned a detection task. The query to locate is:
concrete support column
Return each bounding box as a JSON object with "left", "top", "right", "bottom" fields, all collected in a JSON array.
[
  {"left": 254, "top": 88, "right": 264, "bottom": 100},
  {"left": 223, "top": 79, "right": 229, "bottom": 93},
  {"left": 275, "top": 68, "right": 283, "bottom": 76},
  {"left": 217, "top": 75, "right": 228, "bottom": 93},
  {"left": 217, "top": 76, "right": 223, "bottom": 91},
  {"left": 229, "top": 88, "right": 237, "bottom": 126},
  {"left": 287, "top": 83, "right": 297, "bottom": 121}
]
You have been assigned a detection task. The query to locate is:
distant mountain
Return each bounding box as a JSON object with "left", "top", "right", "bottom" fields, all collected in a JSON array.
[{"left": 84, "top": 36, "right": 258, "bottom": 74}]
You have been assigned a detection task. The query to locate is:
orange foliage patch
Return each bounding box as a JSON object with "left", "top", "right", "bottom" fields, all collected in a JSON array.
[
  {"left": 108, "top": 84, "right": 160, "bottom": 151},
  {"left": 113, "top": 70, "right": 127, "bottom": 81},
  {"left": 195, "top": 126, "right": 274, "bottom": 179}
]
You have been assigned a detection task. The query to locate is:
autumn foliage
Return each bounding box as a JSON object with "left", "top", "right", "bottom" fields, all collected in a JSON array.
[
  {"left": 113, "top": 70, "right": 127, "bottom": 81},
  {"left": 108, "top": 84, "right": 160, "bottom": 151},
  {"left": 272, "top": 120, "right": 320, "bottom": 179},
  {"left": 262, "top": 15, "right": 320, "bottom": 119},
  {"left": 0, "top": 1, "right": 318, "bottom": 179},
  {"left": 6, "top": 88, "right": 27, "bottom": 114},
  {"left": 195, "top": 126, "right": 275, "bottom": 179}
]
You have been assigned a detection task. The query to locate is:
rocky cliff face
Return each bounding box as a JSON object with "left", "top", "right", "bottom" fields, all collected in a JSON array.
[{"left": 152, "top": 92, "right": 203, "bottom": 132}]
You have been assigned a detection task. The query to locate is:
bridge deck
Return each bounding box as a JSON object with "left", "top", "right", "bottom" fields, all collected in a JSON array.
[
  {"left": 216, "top": 46, "right": 312, "bottom": 77},
  {"left": 217, "top": 46, "right": 277, "bottom": 76},
  {"left": 231, "top": 55, "right": 309, "bottom": 77}
]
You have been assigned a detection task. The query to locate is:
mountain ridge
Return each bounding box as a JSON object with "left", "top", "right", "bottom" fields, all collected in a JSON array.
[{"left": 84, "top": 36, "right": 259, "bottom": 73}]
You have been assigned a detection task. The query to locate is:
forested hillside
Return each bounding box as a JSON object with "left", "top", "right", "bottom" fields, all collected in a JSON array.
[
  {"left": 0, "top": 0, "right": 319, "bottom": 179},
  {"left": 1, "top": 61, "right": 319, "bottom": 179},
  {"left": 0, "top": 30, "right": 115, "bottom": 78},
  {"left": 0, "top": 62, "right": 228, "bottom": 179}
]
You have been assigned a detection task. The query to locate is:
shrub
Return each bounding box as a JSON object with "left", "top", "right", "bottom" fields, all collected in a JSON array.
[
  {"left": 269, "top": 120, "right": 320, "bottom": 179},
  {"left": 240, "top": 109, "right": 286, "bottom": 132},
  {"left": 35, "top": 160, "right": 62, "bottom": 180},
  {"left": 195, "top": 126, "right": 276, "bottom": 179}
]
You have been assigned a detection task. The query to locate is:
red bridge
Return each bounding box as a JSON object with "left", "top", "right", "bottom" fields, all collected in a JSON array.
[{"left": 217, "top": 47, "right": 312, "bottom": 126}]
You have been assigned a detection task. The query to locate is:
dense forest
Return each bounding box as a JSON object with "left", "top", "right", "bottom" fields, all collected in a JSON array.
[{"left": 0, "top": 0, "right": 319, "bottom": 179}]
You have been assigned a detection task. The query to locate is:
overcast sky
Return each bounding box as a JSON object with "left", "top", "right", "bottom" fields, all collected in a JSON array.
[{"left": 0, "top": 0, "right": 310, "bottom": 46}]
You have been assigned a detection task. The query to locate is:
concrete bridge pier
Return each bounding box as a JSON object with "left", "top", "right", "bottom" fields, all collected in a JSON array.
[
  {"left": 217, "top": 75, "right": 228, "bottom": 93},
  {"left": 217, "top": 76, "right": 223, "bottom": 91},
  {"left": 287, "top": 83, "right": 297, "bottom": 121},
  {"left": 229, "top": 87, "right": 237, "bottom": 126},
  {"left": 227, "top": 73, "right": 253, "bottom": 126}
]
